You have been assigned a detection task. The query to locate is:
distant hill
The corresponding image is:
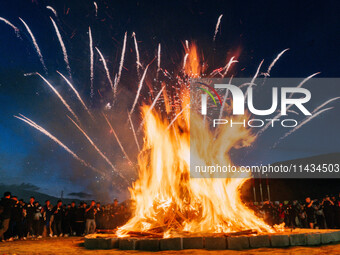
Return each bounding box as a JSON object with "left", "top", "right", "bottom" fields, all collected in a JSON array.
[{"left": 0, "top": 183, "right": 88, "bottom": 205}]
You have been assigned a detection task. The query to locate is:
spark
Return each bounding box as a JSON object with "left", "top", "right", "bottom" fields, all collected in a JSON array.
[
  {"left": 264, "top": 49, "right": 289, "bottom": 77},
  {"left": 103, "top": 114, "right": 134, "bottom": 165},
  {"left": 132, "top": 32, "right": 142, "bottom": 76},
  {"left": 213, "top": 14, "right": 223, "bottom": 42},
  {"left": 56, "top": 71, "right": 93, "bottom": 119},
  {"left": 34, "top": 73, "right": 80, "bottom": 123},
  {"left": 288, "top": 72, "right": 320, "bottom": 98},
  {"left": 14, "top": 114, "right": 102, "bottom": 175},
  {"left": 274, "top": 107, "right": 334, "bottom": 147},
  {"left": 138, "top": 87, "right": 165, "bottom": 132},
  {"left": 157, "top": 43, "right": 161, "bottom": 77},
  {"left": 130, "top": 64, "right": 149, "bottom": 115},
  {"left": 67, "top": 115, "right": 126, "bottom": 181},
  {"left": 222, "top": 56, "right": 238, "bottom": 77},
  {"left": 167, "top": 105, "right": 189, "bottom": 130},
  {"left": 95, "top": 47, "right": 114, "bottom": 95},
  {"left": 128, "top": 112, "right": 141, "bottom": 151},
  {"left": 50, "top": 17, "right": 72, "bottom": 79},
  {"left": 113, "top": 32, "right": 127, "bottom": 99},
  {"left": 244, "top": 59, "right": 264, "bottom": 98},
  {"left": 312, "top": 97, "right": 340, "bottom": 114},
  {"left": 185, "top": 40, "right": 189, "bottom": 50},
  {"left": 89, "top": 27, "right": 94, "bottom": 99},
  {"left": 46, "top": 6, "right": 57, "bottom": 17},
  {"left": 183, "top": 53, "right": 189, "bottom": 70},
  {"left": 93, "top": 2, "right": 98, "bottom": 17},
  {"left": 19, "top": 18, "right": 47, "bottom": 73},
  {"left": 0, "top": 17, "right": 20, "bottom": 37}
]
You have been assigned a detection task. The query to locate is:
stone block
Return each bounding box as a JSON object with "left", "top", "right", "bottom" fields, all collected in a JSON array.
[
  {"left": 227, "top": 236, "right": 249, "bottom": 250},
  {"left": 160, "top": 237, "right": 183, "bottom": 250},
  {"left": 139, "top": 238, "right": 160, "bottom": 251},
  {"left": 306, "top": 233, "right": 321, "bottom": 246},
  {"left": 183, "top": 237, "right": 204, "bottom": 249},
  {"left": 289, "top": 233, "right": 306, "bottom": 246},
  {"left": 119, "top": 238, "right": 137, "bottom": 250},
  {"left": 249, "top": 235, "right": 270, "bottom": 248},
  {"left": 270, "top": 235, "right": 289, "bottom": 247},
  {"left": 84, "top": 238, "right": 99, "bottom": 249},
  {"left": 205, "top": 236, "right": 227, "bottom": 250}
]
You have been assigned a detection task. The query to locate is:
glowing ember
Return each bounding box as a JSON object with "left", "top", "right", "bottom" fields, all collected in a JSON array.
[{"left": 117, "top": 45, "right": 274, "bottom": 238}]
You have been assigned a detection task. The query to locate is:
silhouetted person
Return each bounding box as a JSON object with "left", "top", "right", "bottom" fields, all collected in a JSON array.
[
  {"left": 42, "top": 200, "right": 52, "bottom": 237},
  {"left": 0, "top": 192, "right": 16, "bottom": 241},
  {"left": 85, "top": 200, "right": 97, "bottom": 234},
  {"left": 52, "top": 200, "right": 63, "bottom": 236},
  {"left": 304, "top": 197, "right": 316, "bottom": 229},
  {"left": 25, "top": 197, "right": 36, "bottom": 237},
  {"left": 69, "top": 202, "right": 77, "bottom": 236},
  {"left": 322, "top": 195, "right": 335, "bottom": 229}
]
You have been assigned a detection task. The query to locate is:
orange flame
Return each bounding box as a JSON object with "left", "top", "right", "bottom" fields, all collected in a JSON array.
[{"left": 117, "top": 44, "right": 274, "bottom": 237}]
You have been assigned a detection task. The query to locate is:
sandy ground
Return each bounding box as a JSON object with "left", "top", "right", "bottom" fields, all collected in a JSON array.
[{"left": 0, "top": 237, "right": 340, "bottom": 255}]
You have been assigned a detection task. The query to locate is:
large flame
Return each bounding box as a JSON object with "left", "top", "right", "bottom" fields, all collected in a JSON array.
[{"left": 117, "top": 45, "right": 273, "bottom": 237}]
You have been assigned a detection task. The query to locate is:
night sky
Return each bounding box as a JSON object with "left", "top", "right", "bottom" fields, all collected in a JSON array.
[{"left": 0, "top": 0, "right": 339, "bottom": 202}]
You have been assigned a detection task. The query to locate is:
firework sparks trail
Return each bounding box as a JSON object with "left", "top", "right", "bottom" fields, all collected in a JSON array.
[
  {"left": 244, "top": 59, "right": 264, "bottom": 98},
  {"left": 127, "top": 112, "right": 141, "bottom": 151},
  {"left": 93, "top": 2, "right": 98, "bottom": 17},
  {"left": 46, "top": 6, "right": 58, "bottom": 17},
  {"left": 273, "top": 107, "right": 334, "bottom": 147},
  {"left": 113, "top": 32, "right": 127, "bottom": 99},
  {"left": 50, "top": 17, "right": 72, "bottom": 79},
  {"left": 56, "top": 71, "right": 93, "bottom": 119},
  {"left": 14, "top": 114, "right": 102, "bottom": 175},
  {"left": 157, "top": 43, "right": 161, "bottom": 78},
  {"left": 19, "top": 18, "right": 47, "bottom": 73},
  {"left": 138, "top": 87, "right": 165, "bottom": 132},
  {"left": 213, "top": 14, "right": 223, "bottom": 42},
  {"left": 312, "top": 97, "right": 340, "bottom": 114},
  {"left": 166, "top": 105, "right": 189, "bottom": 130},
  {"left": 221, "top": 56, "right": 238, "bottom": 77},
  {"left": 89, "top": 27, "right": 94, "bottom": 99},
  {"left": 95, "top": 47, "right": 114, "bottom": 95},
  {"left": 218, "top": 76, "right": 233, "bottom": 119},
  {"left": 32, "top": 73, "right": 80, "bottom": 123},
  {"left": 103, "top": 114, "right": 134, "bottom": 165},
  {"left": 263, "top": 49, "right": 289, "bottom": 77},
  {"left": 288, "top": 72, "right": 320, "bottom": 98},
  {"left": 67, "top": 116, "right": 126, "bottom": 181},
  {"left": 185, "top": 40, "right": 189, "bottom": 50},
  {"left": 0, "top": 17, "right": 20, "bottom": 37},
  {"left": 183, "top": 53, "right": 189, "bottom": 70},
  {"left": 130, "top": 64, "right": 149, "bottom": 115},
  {"left": 132, "top": 32, "right": 142, "bottom": 76}
]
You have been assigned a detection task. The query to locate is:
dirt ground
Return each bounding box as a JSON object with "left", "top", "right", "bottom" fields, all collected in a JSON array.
[{"left": 0, "top": 237, "right": 340, "bottom": 255}]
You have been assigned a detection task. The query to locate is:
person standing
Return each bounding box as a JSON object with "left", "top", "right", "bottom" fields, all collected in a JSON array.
[
  {"left": 10, "top": 196, "right": 25, "bottom": 240},
  {"left": 0, "top": 192, "right": 16, "bottom": 241},
  {"left": 42, "top": 200, "right": 53, "bottom": 237},
  {"left": 52, "top": 200, "right": 63, "bottom": 237},
  {"left": 85, "top": 200, "right": 97, "bottom": 234},
  {"left": 322, "top": 195, "right": 335, "bottom": 229},
  {"left": 25, "top": 197, "right": 36, "bottom": 238},
  {"left": 69, "top": 202, "right": 77, "bottom": 236},
  {"left": 304, "top": 197, "right": 317, "bottom": 229}
]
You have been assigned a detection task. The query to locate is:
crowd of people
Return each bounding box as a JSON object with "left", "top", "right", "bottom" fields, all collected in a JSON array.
[
  {"left": 1, "top": 191, "right": 340, "bottom": 242},
  {"left": 249, "top": 193, "right": 340, "bottom": 229},
  {"left": 0, "top": 192, "right": 130, "bottom": 242}
]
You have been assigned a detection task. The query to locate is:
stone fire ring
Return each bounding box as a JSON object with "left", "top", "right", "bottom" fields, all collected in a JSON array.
[{"left": 84, "top": 229, "right": 340, "bottom": 251}]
